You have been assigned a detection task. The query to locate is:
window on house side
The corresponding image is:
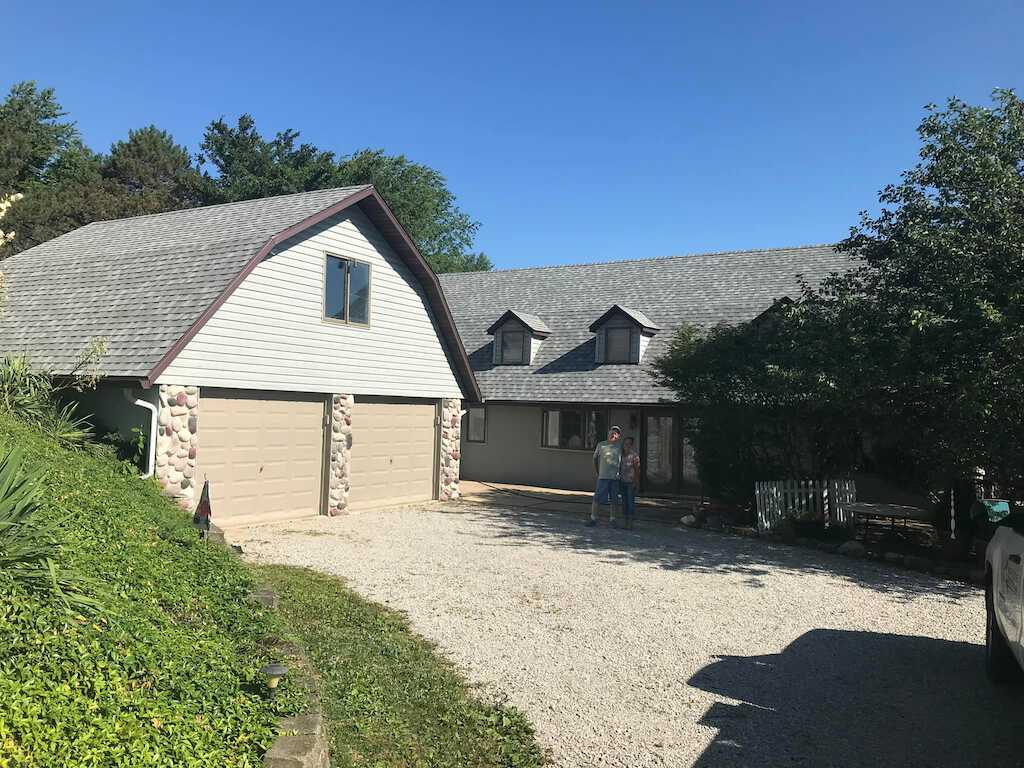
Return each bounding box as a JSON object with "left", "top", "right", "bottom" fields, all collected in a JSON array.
[
  {"left": 325, "top": 255, "right": 371, "bottom": 324},
  {"left": 541, "top": 408, "right": 607, "bottom": 450},
  {"left": 466, "top": 407, "right": 486, "bottom": 443},
  {"left": 501, "top": 330, "right": 527, "bottom": 364},
  {"left": 605, "top": 327, "right": 631, "bottom": 363}
]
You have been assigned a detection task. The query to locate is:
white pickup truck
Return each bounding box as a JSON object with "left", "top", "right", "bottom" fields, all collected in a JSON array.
[{"left": 986, "top": 523, "right": 1024, "bottom": 681}]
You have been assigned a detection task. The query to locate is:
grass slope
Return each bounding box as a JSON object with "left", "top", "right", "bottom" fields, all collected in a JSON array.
[
  {"left": 261, "top": 565, "right": 546, "bottom": 767},
  {"left": 0, "top": 415, "right": 289, "bottom": 767}
]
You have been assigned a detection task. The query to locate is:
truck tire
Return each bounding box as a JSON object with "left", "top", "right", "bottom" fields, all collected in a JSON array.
[{"left": 986, "top": 578, "right": 1021, "bottom": 683}]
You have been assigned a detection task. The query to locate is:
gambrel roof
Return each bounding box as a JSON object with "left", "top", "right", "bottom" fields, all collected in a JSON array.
[{"left": 0, "top": 186, "right": 480, "bottom": 400}]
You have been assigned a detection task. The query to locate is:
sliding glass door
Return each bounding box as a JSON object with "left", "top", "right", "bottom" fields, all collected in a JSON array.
[{"left": 643, "top": 412, "right": 676, "bottom": 494}]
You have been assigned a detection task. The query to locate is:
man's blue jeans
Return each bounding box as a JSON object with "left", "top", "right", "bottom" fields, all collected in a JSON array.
[{"left": 592, "top": 478, "right": 620, "bottom": 521}]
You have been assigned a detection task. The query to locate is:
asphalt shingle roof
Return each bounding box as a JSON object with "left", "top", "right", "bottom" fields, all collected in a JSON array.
[
  {"left": 439, "top": 245, "right": 856, "bottom": 404},
  {"left": 0, "top": 186, "right": 370, "bottom": 377}
]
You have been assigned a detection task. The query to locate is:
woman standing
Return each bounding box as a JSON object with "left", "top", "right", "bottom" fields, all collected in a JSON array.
[{"left": 619, "top": 437, "right": 641, "bottom": 529}]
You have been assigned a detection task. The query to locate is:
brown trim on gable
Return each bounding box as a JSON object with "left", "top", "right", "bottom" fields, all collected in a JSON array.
[{"left": 143, "top": 187, "right": 482, "bottom": 402}]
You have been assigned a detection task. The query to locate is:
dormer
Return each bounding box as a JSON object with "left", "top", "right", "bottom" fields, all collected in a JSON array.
[
  {"left": 487, "top": 310, "right": 551, "bottom": 365},
  {"left": 588, "top": 305, "right": 660, "bottom": 364}
]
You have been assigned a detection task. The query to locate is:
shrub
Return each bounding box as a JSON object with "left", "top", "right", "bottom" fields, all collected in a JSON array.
[
  {"left": 0, "top": 447, "right": 95, "bottom": 611},
  {"left": 0, "top": 354, "right": 95, "bottom": 447},
  {"left": 0, "top": 415, "right": 291, "bottom": 767}
]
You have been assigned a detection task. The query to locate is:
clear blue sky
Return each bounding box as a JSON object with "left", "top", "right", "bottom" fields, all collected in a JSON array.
[{"left": 8, "top": 0, "right": 1022, "bottom": 269}]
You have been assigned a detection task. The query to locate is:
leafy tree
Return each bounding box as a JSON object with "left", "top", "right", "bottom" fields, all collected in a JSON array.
[
  {"left": 656, "top": 89, "right": 1024, "bottom": 509},
  {"left": 1, "top": 126, "right": 202, "bottom": 258},
  {"left": 655, "top": 310, "right": 864, "bottom": 503},
  {"left": 104, "top": 126, "right": 203, "bottom": 214},
  {"left": 0, "top": 81, "right": 77, "bottom": 194},
  {"left": 336, "top": 149, "right": 491, "bottom": 272},
  {"left": 198, "top": 115, "right": 490, "bottom": 272},
  {"left": 197, "top": 115, "right": 339, "bottom": 202},
  {"left": 825, "top": 89, "right": 1024, "bottom": 503},
  {"left": 0, "top": 142, "right": 123, "bottom": 256}
]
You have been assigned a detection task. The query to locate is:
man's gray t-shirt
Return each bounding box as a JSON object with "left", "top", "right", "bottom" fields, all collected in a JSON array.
[{"left": 594, "top": 441, "right": 622, "bottom": 480}]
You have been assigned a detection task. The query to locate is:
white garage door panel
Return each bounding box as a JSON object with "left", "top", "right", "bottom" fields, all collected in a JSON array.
[
  {"left": 200, "top": 391, "right": 326, "bottom": 526},
  {"left": 349, "top": 400, "right": 436, "bottom": 510}
]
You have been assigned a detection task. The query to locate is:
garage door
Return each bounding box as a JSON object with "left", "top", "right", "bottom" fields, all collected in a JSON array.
[
  {"left": 199, "top": 390, "right": 326, "bottom": 526},
  {"left": 349, "top": 399, "right": 437, "bottom": 510}
]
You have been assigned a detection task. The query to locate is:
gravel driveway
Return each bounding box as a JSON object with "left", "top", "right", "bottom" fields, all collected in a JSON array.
[{"left": 233, "top": 503, "right": 1024, "bottom": 768}]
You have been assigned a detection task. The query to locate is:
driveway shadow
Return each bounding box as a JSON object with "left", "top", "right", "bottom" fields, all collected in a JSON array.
[
  {"left": 446, "top": 502, "right": 978, "bottom": 602},
  {"left": 686, "top": 629, "right": 1024, "bottom": 767}
]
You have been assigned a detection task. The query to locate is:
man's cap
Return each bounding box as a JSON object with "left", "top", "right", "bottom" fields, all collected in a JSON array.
[{"left": 609, "top": 425, "right": 622, "bottom": 434}]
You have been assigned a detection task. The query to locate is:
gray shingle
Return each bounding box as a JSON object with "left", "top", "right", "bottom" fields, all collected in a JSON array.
[
  {"left": 439, "top": 245, "right": 856, "bottom": 404},
  {"left": 0, "top": 186, "right": 369, "bottom": 376}
]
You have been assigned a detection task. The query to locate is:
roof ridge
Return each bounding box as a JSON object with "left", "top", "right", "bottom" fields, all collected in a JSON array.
[
  {"left": 84, "top": 185, "right": 371, "bottom": 227},
  {"left": 444, "top": 243, "right": 838, "bottom": 276}
]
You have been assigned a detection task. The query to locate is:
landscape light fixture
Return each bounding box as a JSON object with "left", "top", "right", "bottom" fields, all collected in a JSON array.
[{"left": 259, "top": 662, "right": 288, "bottom": 699}]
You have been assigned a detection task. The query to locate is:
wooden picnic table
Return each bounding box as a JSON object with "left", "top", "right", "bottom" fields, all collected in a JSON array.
[{"left": 845, "top": 502, "right": 933, "bottom": 542}]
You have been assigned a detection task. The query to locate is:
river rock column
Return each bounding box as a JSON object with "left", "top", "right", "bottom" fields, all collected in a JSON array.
[
  {"left": 328, "top": 394, "right": 352, "bottom": 516},
  {"left": 439, "top": 398, "right": 461, "bottom": 501},
  {"left": 154, "top": 384, "right": 199, "bottom": 511}
]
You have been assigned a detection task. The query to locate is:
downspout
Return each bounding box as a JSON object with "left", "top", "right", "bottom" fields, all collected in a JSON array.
[{"left": 124, "top": 388, "right": 158, "bottom": 479}]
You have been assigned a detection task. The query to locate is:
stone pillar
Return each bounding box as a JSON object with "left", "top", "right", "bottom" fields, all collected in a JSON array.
[
  {"left": 154, "top": 384, "right": 199, "bottom": 511},
  {"left": 328, "top": 394, "right": 352, "bottom": 515},
  {"left": 439, "top": 398, "right": 461, "bottom": 501}
]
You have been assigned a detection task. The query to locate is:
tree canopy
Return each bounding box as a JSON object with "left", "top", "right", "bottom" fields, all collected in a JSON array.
[
  {"left": 0, "top": 83, "right": 489, "bottom": 272},
  {"left": 656, "top": 89, "right": 1024, "bottom": 506}
]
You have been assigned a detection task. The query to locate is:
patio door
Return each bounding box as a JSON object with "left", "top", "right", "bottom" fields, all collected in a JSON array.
[{"left": 643, "top": 412, "right": 677, "bottom": 495}]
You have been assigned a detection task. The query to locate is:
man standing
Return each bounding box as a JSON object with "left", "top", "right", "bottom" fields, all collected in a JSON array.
[{"left": 586, "top": 426, "right": 622, "bottom": 527}]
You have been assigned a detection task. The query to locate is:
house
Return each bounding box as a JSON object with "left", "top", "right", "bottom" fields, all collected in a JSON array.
[
  {"left": 438, "top": 246, "right": 853, "bottom": 496},
  {"left": 0, "top": 186, "right": 479, "bottom": 525}
]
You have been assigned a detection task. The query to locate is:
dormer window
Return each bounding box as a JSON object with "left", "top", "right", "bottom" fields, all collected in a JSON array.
[
  {"left": 605, "top": 326, "right": 632, "bottom": 363},
  {"left": 589, "top": 305, "right": 660, "bottom": 365},
  {"left": 487, "top": 310, "right": 551, "bottom": 366},
  {"left": 500, "top": 329, "right": 528, "bottom": 364}
]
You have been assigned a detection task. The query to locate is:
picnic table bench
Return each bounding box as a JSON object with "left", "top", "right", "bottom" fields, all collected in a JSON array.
[{"left": 845, "top": 502, "right": 932, "bottom": 541}]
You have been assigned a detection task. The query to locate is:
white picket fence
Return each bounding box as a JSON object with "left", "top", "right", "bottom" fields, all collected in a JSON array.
[{"left": 754, "top": 479, "right": 857, "bottom": 533}]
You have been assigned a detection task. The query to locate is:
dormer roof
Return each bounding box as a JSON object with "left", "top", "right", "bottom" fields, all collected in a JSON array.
[
  {"left": 587, "top": 305, "right": 660, "bottom": 334},
  {"left": 486, "top": 309, "right": 552, "bottom": 338}
]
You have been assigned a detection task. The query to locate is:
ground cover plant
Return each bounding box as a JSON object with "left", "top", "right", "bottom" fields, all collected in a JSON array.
[
  {"left": 260, "top": 565, "right": 546, "bottom": 768},
  {"left": 0, "top": 414, "right": 297, "bottom": 767}
]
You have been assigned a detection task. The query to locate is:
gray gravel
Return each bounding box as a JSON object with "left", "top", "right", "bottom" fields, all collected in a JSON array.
[{"left": 232, "top": 503, "right": 1024, "bottom": 768}]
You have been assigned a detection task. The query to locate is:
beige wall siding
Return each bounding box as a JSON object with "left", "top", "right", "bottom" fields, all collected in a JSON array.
[
  {"left": 460, "top": 403, "right": 597, "bottom": 490},
  {"left": 158, "top": 207, "right": 462, "bottom": 398}
]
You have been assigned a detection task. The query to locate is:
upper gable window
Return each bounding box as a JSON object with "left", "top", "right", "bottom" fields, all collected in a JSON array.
[
  {"left": 325, "top": 255, "right": 371, "bottom": 325},
  {"left": 500, "top": 329, "right": 528, "bottom": 365}
]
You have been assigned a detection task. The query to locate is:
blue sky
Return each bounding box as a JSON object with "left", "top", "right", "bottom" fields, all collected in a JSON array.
[{"left": 8, "top": 0, "right": 1022, "bottom": 269}]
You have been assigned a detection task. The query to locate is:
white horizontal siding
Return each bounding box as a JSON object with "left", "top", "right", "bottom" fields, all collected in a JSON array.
[{"left": 158, "top": 208, "right": 463, "bottom": 397}]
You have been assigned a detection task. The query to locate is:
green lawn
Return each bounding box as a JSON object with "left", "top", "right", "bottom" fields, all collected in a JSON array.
[{"left": 260, "top": 566, "right": 546, "bottom": 768}]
